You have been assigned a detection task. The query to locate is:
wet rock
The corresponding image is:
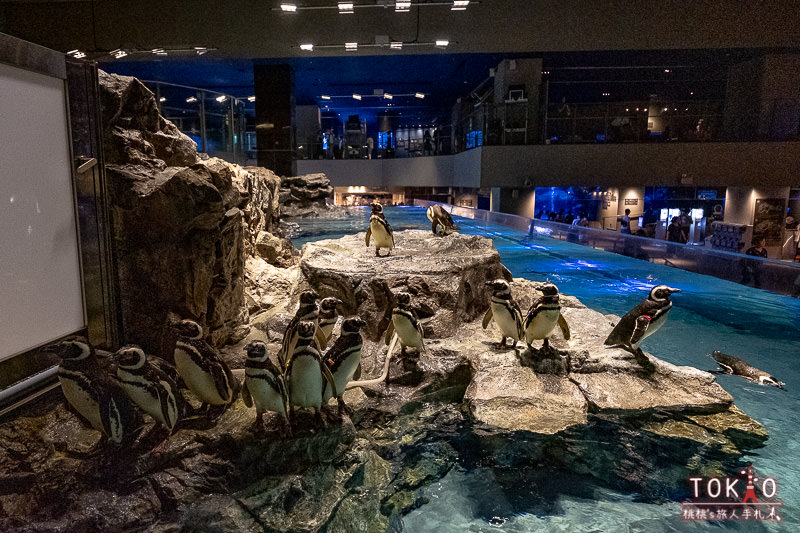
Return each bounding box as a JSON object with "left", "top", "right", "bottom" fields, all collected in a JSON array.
[{"left": 279, "top": 173, "right": 334, "bottom": 218}]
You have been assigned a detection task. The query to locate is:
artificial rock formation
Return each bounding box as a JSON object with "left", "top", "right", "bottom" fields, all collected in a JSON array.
[
  {"left": 279, "top": 173, "right": 335, "bottom": 218},
  {"left": 99, "top": 72, "right": 292, "bottom": 352},
  {"left": 0, "top": 225, "right": 769, "bottom": 531}
]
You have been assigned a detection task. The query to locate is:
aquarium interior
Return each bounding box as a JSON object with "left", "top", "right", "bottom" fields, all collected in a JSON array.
[{"left": 288, "top": 206, "right": 799, "bottom": 532}]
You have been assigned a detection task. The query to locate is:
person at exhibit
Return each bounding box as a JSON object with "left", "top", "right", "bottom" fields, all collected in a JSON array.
[
  {"left": 620, "top": 209, "right": 632, "bottom": 234},
  {"left": 742, "top": 235, "right": 768, "bottom": 287},
  {"left": 667, "top": 217, "right": 683, "bottom": 243},
  {"left": 423, "top": 130, "right": 433, "bottom": 156},
  {"left": 366, "top": 136, "right": 374, "bottom": 159}
]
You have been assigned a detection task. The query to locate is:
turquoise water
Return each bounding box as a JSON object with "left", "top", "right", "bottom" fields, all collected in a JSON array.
[{"left": 291, "top": 206, "right": 800, "bottom": 531}]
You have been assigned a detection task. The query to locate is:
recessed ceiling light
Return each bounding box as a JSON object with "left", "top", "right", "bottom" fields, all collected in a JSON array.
[
  {"left": 300, "top": 43, "right": 314, "bottom": 51},
  {"left": 280, "top": 3, "right": 297, "bottom": 12}
]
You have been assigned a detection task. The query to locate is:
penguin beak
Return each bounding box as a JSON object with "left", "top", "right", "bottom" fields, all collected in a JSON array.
[{"left": 668, "top": 287, "right": 681, "bottom": 294}]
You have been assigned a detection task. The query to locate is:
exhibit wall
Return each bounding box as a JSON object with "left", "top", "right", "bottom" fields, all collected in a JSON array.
[{"left": 0, "top": 61, "right": 85, "bottom": 361}]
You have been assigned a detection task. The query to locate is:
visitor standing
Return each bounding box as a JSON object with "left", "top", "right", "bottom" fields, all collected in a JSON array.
[{"left": 620, "top": 209, "right": 632, "bottom": 234}]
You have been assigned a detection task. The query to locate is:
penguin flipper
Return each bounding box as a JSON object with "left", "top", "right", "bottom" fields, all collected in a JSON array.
[
  {"left": 716, "top": 362, "right": 734, "bottom": 374},
  {"left": 558, "top": 314, "right": 571, "bottom": 341},
  {"left": 431, "top": 219, "right": 440, "bottom": 235},
  {"left": 314, "top": 327, "right": 327, "bottom": 351},
  {"left": 100, "top": 394, "right": 125, "bottom": 444},
  {"left": 365, "top": 227, "right": 372, "bottom": 247},
  {"left": 384, "top": 321, "right": 395, "bottom": 345},
  {"left": 629, "top": 315, "right": 651, "bottom": 347},
  {"left": 241, "top": 380, "right": 253, "bottom": 408},
  {"left": 211, "top": 362, "right": 237, "bottom": 403},
  {"left": 319, "top": 358, "right": 339, "bottom": 400},
  {"left": 482, "top": 308, "right": 493, "bottom": 329},
  {"left": 354, "top": 362, "right": 362, "bottom": 381}
]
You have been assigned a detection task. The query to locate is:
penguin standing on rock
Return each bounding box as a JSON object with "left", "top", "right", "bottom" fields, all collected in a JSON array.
[
  {"left": 44, "top": 338, "right": 136, "bottom": 445},
  {"left": 384, "top": 292, "right": 426, "bottom": 360},
  {"left": 523, "top": 282, "right": 571, "bottom": 352},
  {"left": 278, "top": 290, "right": 320, "bottom": 369},
  {"left": 315, "top": 296, "right": 343, "bottom": 350},
  {"left": 604, "top": 285, "right": 681, "bottom": 358},
  {"left": 365, "top": 202, "right": 394, "bottom": 257},
  {"left": 287, "top": 321, "right": 339, "bottom": 426},
  {"left": 482, "top": 279, "right": 524, "bottom": 349},
  {"left": 241, "top": 340, "right": 291, "bottom": 434},
  {"left": 115, "top": 345, "right": 182, "bottom": 436},
  {"left": 427, "top": 204, "right": 461, "bottom": 236},
  {"left": 172, "top": 319, "right": 240, "bottom": 415},
  {"left": 322, "top": 316, "right": 367, "bottom": 415}
]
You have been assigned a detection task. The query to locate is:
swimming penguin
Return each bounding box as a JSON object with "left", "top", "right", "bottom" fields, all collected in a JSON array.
[
  {"left": 523, "top": 282, "right": 571, "bottom": 352},
  {"left": 241, "top": 340, "right": 292, "bottom": 434},
  {"left": 115, "top": 344, "right": 181, "bottom": 435},
  {"left": 710, "top": 351, "right": 785, "bottom": 389},
  {"left": 365, "top": 202, "right": 394, "bottom": 257},
  {"left": 604, "top": 285, "right": 681, "bottom": 355},
  {"left": 278, "top": 289, "right": 320, "bottom": 369},
  {"left": 427, "top": 204, "right": 461, "bottom": 236},
  {"left": 482, "top": 279, "right": 524, "bottom": 349},
  {"left": 315, "top": 296, "right": 343, "bottom": 350},
  {"left": 322, "top": 316, "right": 367, "bottom": 414},
  {"left": 44, "top": 337, "right": 135, "bottom": 445},
  {"left": 286, "top": 321, "right": 339, "bottom": 425},
  {"left": 172, "top": 319, "right": 240, "bottom": 411},
  {"left": 384, "top": 292, "right": 426, "bottom": 357}
]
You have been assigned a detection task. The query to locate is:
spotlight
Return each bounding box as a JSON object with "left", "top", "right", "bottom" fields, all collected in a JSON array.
[
  {"left": 110, "top": 49, "right": 128, "bottom": 59},
  {"left": 321, "top": 95, "right": 331, "bottom": 100},
  {"left": 194, "top": 47, "right": 208, "bottom": 55},
  {"left": 390, "top": 41, "right": 403, "bottom": 49},
  {"left": 345, "top": 42, "right": 358, "bottom": 51},
  {"left": 396, "top": 1, "right": 411, "bottom": 12},
  {"left": 159, "top": 97, "right": 166, "bottom": 102},
  {"left": 435, "top": 40, "right": 449, "bottom": 48},
  {"left": 186, "top": 96, "right": 198, "bottom": 103},
  {"left": 353, "top": 94, "right": 362, "bottom": 100},
  {"left": 338, "top": 2, "right": 354, "bottom": 14},
  {"left": 300, "top": 43, "right": 314, "bottom": 51},
  {"left": 383, "top": 93, "right": 393, "bottom": 100},
  {"left": 216, "top": 95, "right": 227, "bottom": 102},
  {"left": 280, "top": 3, "right": 297, "bottom": 12},
  {"left": 452, "top": 1, "right": 470, "bottom": 10},
  {"left": 248, "top": 96, "right": 256, "bottom": 102},
  {"left": 415, "top": 92, "right": 425, "bottom": 99},
  {"left": 67, "top": 49, "right": 86, "bottom": 59},
  {"left": 151, "top": 48, "right": 167, "bottom": 56}
]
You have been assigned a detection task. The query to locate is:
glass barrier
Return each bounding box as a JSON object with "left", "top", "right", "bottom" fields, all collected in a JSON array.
[
  {"left": 414, "top": 200, "right": 800, "bottom": 298},
  {"left": 142, "top": 81, "right": 256, "bottom": 166}
]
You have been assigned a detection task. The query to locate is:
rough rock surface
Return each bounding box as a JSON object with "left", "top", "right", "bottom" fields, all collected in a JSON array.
[
  {"left": 0, "top": 231, "right": 769, "bottom": 532},
  {"left": 280, "top": 173, "right": 336, "bottom": 218},
  {"left": 99, "top": 72, "right": 291, "bottom": 352}
]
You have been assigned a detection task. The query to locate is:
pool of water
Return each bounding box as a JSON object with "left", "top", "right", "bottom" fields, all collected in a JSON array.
[{"left": 290, "top": 206, "right": 800, "bottom": 531}]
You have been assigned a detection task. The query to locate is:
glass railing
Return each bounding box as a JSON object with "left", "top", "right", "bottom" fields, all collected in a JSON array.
[
  {"left": 141, "top": 81, "right": 257, "bottom": 166},
  {"left": 414, "top": 200, "right": 800, "bottom": 298}
]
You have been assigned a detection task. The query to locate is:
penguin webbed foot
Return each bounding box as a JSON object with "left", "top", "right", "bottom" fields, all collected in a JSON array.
[
  {"left": 633, "top": 348, "right": 656, "bottom": 376},
  {"left": 315, "top": 409, "right": 328, "bottom": 429},
  {"left": 250, "top": 412, "right": 267, "bottom": 435},
  {"left": 337, "top": 397, "right": 353, "bottom": 418}
]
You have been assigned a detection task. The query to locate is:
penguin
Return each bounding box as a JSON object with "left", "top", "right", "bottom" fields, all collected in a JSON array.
[
  {"left": 365, "top": 202, "right": 394, "bottom": 257},
  {"left": 43, "top": 337, "right": 135, "bottom": 445},
  {"left": 482, "top": 279, "right": 524, "bottom": 349},
  {"left": 315, "top": 296, "right": 343, "bottom": 350},
  {"left": 710, "top": 351, "right": 785, "bottom": 389},
  {"left": 426, "top": 204, "right": 461, "bottom": 236},
  {"left": 286, "top": 321, "right": 339, "bottom": 425},
  {"left": 322, "top": 316, "right": 367, "bottom": 414},
  {"left": 604, "top": 285, "right": 681, "bottom": 354},
  {"left": 383, "top": 292, "right": 425, "bottom": 357},
  {"left": 522, "top": 282, "right": 571, "bottom": 352},
  {"left": 240, "top": 340, "right": 292, "bottom": 434},
  {"left": 172, "top": 319, "right": 240, "bottom": 410},
  {"left": 278, "top": 289, "right": 320, "bottom": 369}
]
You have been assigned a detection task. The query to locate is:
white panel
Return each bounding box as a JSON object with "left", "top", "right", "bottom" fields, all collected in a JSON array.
[{"left": 0, "top": 61, "right": 85, "bottom": 360}]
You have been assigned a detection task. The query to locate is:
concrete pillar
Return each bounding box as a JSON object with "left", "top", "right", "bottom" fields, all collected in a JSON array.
[
  {"left": 254, "top": 64, "right": 296, "bottom": 176},
  {"left": 490, "top": 187, "right": 501, "bottom": 212}
]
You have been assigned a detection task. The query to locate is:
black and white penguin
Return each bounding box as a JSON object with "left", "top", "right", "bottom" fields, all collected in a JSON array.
[
  {"left": 482, "top": 279, "right": 524, "bottom": 349},
  {"left": 315, "top": 296, "right": 343, "bottom": 350},
  {"left": 383, "top": 292, "right": 425, "bottom": 356},
  {"left": 365, "top": 202, "right": 394, "bottom": 257},
  {"left": 241, "top": 340, "right": 291, "bottom": 433},
  {"left": 115, "top": 345, "right": 181, "bottom": 434},
  {"left": 172, "top": 319, "right": 240, "bottom": 409},
  {"left": 322, "top": 316, "right": 367, "bottom": 414},
  {"left": 286, "top": 321, "right": 339, "bottom": 424},
  {"left": 44, "top": 337, "right": 135, "bottom": 445},
  {"left": 710, "top": 351, "right": 785, "bottom": 389},
  {"left": 604, "top": 284, "right": 681, "bottom": 353},
  {"left": 522, "top": 282, "right": 571, "bottom": 352},
  {"left": 427, "top": 204, "right": 461, "bottom": 236},
  {"left": 278, "top": 289, "right": 320, "bottom": 369}
]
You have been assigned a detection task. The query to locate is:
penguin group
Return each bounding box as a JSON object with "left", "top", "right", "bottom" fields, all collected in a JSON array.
[{"left": 44, "top": 295, "right": 369, "bottom": 447}]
